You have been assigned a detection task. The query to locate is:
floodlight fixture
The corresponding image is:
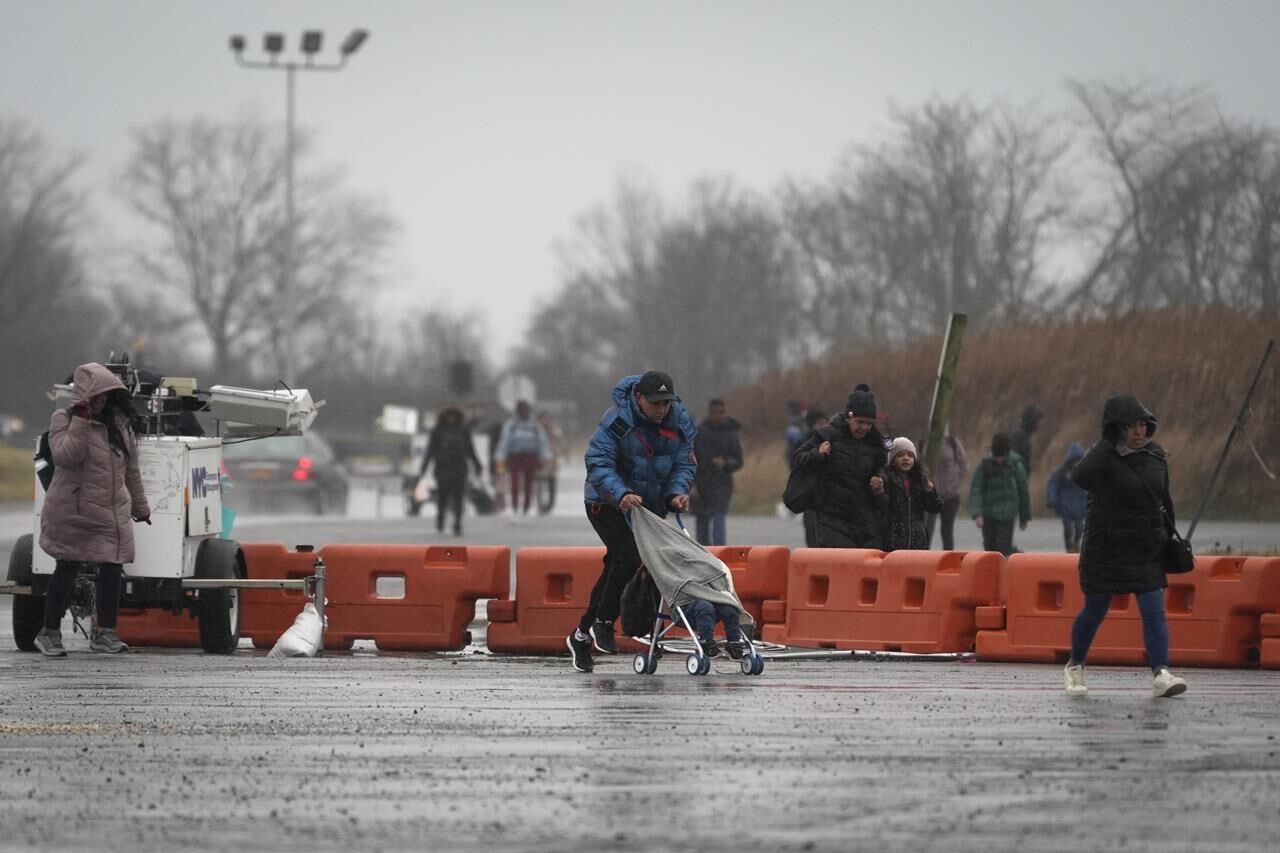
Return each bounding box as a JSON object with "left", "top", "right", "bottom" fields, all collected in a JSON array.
[
  {"left": 301, "top": 30, "right": 323, "bottom": 55},
  {"left": 264, "top": 32, "right": 284, "bottom": 54},
  {"left": 229, "top": 34, "right": 246, "bottom": 53},
  {"left": 340, "top": 29, "right": 368, "bottom": 56}
]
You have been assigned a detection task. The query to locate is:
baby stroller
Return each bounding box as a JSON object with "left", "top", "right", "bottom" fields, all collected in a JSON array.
[{"left": 627, "top": 507, "right": 765, "bottom": 677}]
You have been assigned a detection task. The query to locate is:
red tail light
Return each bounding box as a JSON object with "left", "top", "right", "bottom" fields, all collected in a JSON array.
[{"left": 292, "top": 455, "right": 313, "bottom": 481}]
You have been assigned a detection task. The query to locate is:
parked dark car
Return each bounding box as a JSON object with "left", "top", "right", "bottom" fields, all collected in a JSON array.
[{"left": 222, "top": 432, "right": 349, "bottom": 515}]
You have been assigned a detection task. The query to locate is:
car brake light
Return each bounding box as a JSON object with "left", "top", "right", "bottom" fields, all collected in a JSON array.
[{"left": 292, "top": 455, "right": 313, "bottom": 481}]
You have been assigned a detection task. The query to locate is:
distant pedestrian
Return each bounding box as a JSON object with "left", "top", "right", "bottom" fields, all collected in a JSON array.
[
  {"left": 535, "top": 411, "right": 563, "bottom": 515},
  {"left": 494, "top": 400, "right": 552, "bottom": 521},
  {"left": 1062, "top": 395, "right": 1187, "bottom": 699},
  {"left": 421, "top": 407, "right": 482, "bottom": 536},
  {"left": 969, "top": 433, "right": 1030, "bottom": 557},
  {"left": 925, "top": 425, "right": 968, "bottom": 550},
  {"left": 783, "top": 400, "right": 808, "bottom": 464},
  {"left": 872, "top": 437, "right": 943, "bottom": 551},
  {"left": 1009, "top": 404, "right": 1043, "bottom": 475},
  {"left": 1046, "top": 442, "right": 1087, "bottom": 553},
  {"left": 796, "top": 409, "right": 828, "bottom": 548},
  {"left": 566, "top": 371, "right": 696, "bottom": 673},
  {"left": 791, "top": 384, "right": 888, "bottom": 549},
  {"left": 691, "top": 399, "right": 743, "bottom": 546}
]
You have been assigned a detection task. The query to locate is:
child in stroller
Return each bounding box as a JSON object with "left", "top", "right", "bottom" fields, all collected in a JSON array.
[{"left": 628, "top": 507, "right": 764, "bottom": 676}]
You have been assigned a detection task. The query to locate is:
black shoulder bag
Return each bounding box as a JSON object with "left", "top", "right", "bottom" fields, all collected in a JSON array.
[{"left": 1133, "top": 460, "right": 1195, "bottom": 574}]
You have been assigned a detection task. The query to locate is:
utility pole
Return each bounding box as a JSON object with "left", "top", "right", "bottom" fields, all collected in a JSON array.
[{"left": 228, "top": 29, "right": 369, "bottom": 384}]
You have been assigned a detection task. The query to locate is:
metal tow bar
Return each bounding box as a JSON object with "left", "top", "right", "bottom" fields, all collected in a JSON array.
[{"left": 179, "top": 556, "right": 328, "bottom": 648}]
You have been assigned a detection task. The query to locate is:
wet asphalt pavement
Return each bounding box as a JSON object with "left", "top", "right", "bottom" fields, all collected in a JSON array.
[
  {"left": 2, "top": 609, "right": 1279, "bottom": 853},
  {"left": 3, "top": 493, "right": 1279, "bottom": 852}
]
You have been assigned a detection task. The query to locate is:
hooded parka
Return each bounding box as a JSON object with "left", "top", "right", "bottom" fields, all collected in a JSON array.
[
  {"left": 39, "top": 363, "right": 150, "bottom": 564},
  {"left": 792, "top": 413, "right": 887, "bottom": 548},
  {"left": 1071, "top": 395, "right": 1172, "bottom": 595}
]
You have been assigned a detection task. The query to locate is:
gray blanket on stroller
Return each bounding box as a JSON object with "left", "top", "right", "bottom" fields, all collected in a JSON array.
[{"left": 631, "top": 507, "right": 754, "bottom": 627}]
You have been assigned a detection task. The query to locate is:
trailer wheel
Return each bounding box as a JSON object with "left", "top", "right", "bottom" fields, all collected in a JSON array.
[
  {"left": 12, "top": 594, "right": 43, "bottom": 652},
  {"left": 7, "top": 534, "right": 42, "bottom": 652},
  {"left": 194, "top": 539, "right": 246, "bottom": 654},
  {"left": 6, "top": 533, "right": 33, "bottom": 584}
]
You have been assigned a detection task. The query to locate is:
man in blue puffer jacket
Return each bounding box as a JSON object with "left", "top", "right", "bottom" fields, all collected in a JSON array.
[{"left": 567, "top": 370, "right": 697, "bottom": 673}]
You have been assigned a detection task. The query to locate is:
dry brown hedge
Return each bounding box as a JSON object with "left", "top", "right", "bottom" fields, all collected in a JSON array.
[{"left": 728, "top": 307, "right": 1280, "bottom": 519}]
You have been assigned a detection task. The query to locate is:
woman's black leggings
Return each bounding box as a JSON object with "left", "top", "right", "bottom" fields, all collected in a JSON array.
[{"left": 43, "top": 560, "right": 124, "bottom": 630}]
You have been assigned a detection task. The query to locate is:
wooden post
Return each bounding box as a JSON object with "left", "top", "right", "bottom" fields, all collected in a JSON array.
[{"left": 921, "top": 314, "right": 968, "bottom": 477}]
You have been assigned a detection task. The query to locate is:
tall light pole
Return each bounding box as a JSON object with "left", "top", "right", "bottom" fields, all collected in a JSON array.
[{"left": 228, "top": 28, "right": 369, "bottom": 383}]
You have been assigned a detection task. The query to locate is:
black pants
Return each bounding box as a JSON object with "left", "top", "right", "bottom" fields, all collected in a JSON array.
[
  {"left": 802, "top": 509, "right": 819, "bottom": 547},
  {"left": 43, "top": 560, "right": 123, "bottom": 630},
  {"left": 925, "top": 495, "right": 961, "bottom": 550},
  {"left": 578, "top": 502, "right": 641, "bottom": 632},
  {"left": 435, "top": 474, "right": 465, "bottom": 531},
  {"left": 982, "top": 519, "right": 1015, "bottom": 557}
]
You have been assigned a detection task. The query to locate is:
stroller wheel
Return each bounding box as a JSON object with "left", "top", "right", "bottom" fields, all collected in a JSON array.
[
  {"left": 751, "top": 656, "right": 765, "bottom": 676},
  {"left": 632, "top": 654, "right": 649, "bottom": 675},
  {"left": 685, "top": 654, "right": 702, "bottom": 676},
  {"left": 699, "top": 656, "right": 712, "bottom": 676},
  {"left": 646, "top": 655, "right": 659, "bottom": 674},
  {"left": 740, "top": 657, "right": 754, "bottom": 675}
]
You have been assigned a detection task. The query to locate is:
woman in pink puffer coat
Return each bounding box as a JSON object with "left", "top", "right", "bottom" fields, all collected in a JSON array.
[{"left": 34, "top": 363, "right": 151, "bottom": 657}]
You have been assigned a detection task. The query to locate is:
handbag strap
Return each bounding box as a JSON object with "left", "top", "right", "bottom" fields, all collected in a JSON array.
[{"left": 1124, "top": 452, "right": 1185, "bottom": 541}]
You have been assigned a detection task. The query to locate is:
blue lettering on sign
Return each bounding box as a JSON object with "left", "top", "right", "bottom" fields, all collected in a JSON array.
[{"left": 191, "top": 466, "right": 208, "bottom": 499}]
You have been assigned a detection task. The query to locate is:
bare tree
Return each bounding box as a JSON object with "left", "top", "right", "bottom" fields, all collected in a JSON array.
[
  {"left": 121, "top": 113, "right": 395, "bottom": 381},
  {"left": 1064, "top": 78, "right": 1280, "bottom": 314},
  {"left": 784, "top": 97, "right": 1068, "bottom": 352},
  {"left": 0, "top": 117, "right": 110, "bottom": 421}
]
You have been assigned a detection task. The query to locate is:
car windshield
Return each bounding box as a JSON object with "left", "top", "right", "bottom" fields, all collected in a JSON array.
[{"left": 222, "top": 435, "right": 310, "bottom": 460}]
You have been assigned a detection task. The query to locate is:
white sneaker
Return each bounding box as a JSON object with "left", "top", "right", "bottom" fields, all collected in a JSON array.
[
  {"left": 1152, "top": 668, "right": 1187, "bottom": 698},
  {"left": 1063, "top": 663, "right": 1087, "bottom": 696}
]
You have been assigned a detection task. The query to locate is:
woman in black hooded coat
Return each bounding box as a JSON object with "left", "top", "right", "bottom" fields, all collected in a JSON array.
[{"left": 1061, "top": 394, "right": 1188, "bottom": 699}]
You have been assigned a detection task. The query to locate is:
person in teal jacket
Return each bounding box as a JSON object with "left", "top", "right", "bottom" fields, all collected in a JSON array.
[
  {"left": 567, "top": 371, "right": 697, "bottom": 673},
  {"left": 969, "top": 432, "right": 1030, "bottom": 556}
]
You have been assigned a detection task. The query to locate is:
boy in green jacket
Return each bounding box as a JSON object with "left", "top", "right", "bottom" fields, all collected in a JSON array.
[{"left": 970, "top": 433, "right": 1031, "bottom": 556}]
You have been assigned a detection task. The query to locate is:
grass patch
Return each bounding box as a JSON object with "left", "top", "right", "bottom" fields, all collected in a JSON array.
[
  {"left": 727, "top": 307, "right": 1280, "bottom": 520},
  {"left": 0, "top": 445, "right": 33, "bottom": 503}
]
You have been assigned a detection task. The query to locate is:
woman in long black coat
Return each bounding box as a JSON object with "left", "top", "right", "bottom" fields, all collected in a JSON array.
[
  {"left": 421, "top": 408, "right": 482, "bottom": 536},
  {"left": 1062, "top": 394, "right": 1188, "bottom": 699}
]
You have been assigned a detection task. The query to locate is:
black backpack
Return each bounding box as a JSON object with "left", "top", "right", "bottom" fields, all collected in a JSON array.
[
  {"left": 34, "top": 430, "right": 55, "bottom": 491},
  {"left": 782, "top": 463, "right": 820, "bottom": 513},
  {"left": 33, "top": 406, "right": 73, "bottom": 491}
]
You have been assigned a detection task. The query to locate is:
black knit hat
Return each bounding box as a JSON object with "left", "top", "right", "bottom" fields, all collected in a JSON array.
[{"left": 846, "top": 383, "right": 877, "bottom": 419}]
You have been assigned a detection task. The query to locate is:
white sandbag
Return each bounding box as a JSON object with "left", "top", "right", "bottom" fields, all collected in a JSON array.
[{"left": 267, "top": 601, "right": 325, "bottom": 658}]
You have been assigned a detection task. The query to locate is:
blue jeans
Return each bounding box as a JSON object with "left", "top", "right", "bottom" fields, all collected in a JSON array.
[
  {"left": 695, "top": 513, "right": 726, "bottom": 546},
  {"left": 1061, "top": 516, "right": 1084, "bottom": 552},
  {"left": 681, "top": 598, "right": 742, "bottom": 646},
  {"left": 1070, "top": 589, "right": 1169, "bottom": 671}
]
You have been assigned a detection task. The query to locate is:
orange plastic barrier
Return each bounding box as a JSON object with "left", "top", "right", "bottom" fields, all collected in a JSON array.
[
  {"left": 239, "top": 543, "right": 510, "bottom": 651},
  {"left": 239, "top": 543, "right": 331, "bottom": 649},
  {"left": 705, "top": 545, "right": 790, "bottom": 629},
  {"left": 1261, "top": 612, "right": 1280, "bottom": 670},
  {"left": 116, "top": 607, "right": 200, "bottom": 648},
  {"left": 486, "top": 545, "right": 792, "bottom": 655},
  {"left": 485, "top": 547, "right": 644, "bottom": 654},
  {"left": 761, "top": 548, "right": 1003, "bottom": 652},
  {"left": 976, "top": 554, "right": 1280, "bottom": 667}
]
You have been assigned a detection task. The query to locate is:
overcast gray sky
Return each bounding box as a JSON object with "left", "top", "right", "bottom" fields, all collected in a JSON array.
[{"left": 5, "top": 1, "right": 1280, "bottom": 363}]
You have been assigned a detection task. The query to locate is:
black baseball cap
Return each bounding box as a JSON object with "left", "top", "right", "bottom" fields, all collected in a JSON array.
[{"left": 636, "top": 370, "right": 677, "bottom": 402}]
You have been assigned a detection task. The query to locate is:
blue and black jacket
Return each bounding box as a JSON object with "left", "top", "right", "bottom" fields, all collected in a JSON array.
[{"left": 583, "top": 374, "right": 697, "bottom": 515}]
